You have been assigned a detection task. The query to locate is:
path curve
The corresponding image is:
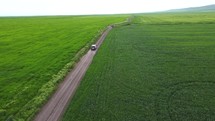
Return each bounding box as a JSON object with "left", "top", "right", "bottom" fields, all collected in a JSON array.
[{"left": 34, "top": 26, "right": 113, "bottom": 121}]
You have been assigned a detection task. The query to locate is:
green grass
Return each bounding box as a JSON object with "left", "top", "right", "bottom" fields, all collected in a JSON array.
[
  {"left": 0, "top": 15, "right": 127, "bottom": 120},
  {"left": 133, "top": 12, "right": 215, "bottom": 24},
  {"left": 63, "top": 13, "right": 215, "bottom": 121}
]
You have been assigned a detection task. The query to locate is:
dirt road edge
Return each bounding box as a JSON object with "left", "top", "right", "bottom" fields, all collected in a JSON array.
[{"left": 34, "top": 26, "right": 113, "bottom": 121}]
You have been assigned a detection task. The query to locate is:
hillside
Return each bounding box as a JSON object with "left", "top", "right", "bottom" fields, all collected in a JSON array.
[{"left": 168, "top": 4, "right": 215, "bottom": 12}]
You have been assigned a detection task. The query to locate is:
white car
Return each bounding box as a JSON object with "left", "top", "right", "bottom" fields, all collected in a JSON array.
[{"left": 91, "top": 44, "right": 97, "bottom": 51}]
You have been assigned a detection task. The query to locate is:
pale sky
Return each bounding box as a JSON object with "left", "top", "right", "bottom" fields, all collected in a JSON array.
[{"left": 0, "top": 0, "right": 214, "bottom": 16}]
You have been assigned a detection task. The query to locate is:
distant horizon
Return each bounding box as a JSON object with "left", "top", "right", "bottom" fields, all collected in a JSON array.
[{"left": 0, "top": 0, "right": 214, "bottom": 17}]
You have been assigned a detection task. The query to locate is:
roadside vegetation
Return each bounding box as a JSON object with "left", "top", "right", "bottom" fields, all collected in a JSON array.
[
  {"left": 63, "top": 12, "right": 215, "bottom": 121},
  {"left": 0, "top": 15, "right": 127, "bottom": 120}
]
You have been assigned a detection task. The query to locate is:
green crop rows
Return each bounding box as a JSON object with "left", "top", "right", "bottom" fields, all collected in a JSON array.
[
  {"left": 63, "top": 12, "right": 215, "bottom": 121},
  {"left": 133, "top": 12, "right": 215, "bottom": 24},
  {"left": 0, "top": 15, "right": 127, "bottom": 120}
]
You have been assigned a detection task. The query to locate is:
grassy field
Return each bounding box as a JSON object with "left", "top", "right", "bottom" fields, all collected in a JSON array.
[
  {"left": 0, "top": 15, "right": 127, "bottom": 120},
  {"left": 133, "top": 12, "right": 215, "bottom": 24},
  {"left": 63, "top": 13, "right": 215, "bottom": 121}
]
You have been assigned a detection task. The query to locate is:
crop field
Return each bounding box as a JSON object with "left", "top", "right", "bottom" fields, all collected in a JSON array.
[
  {"left": 63, "top": 13, "right": 215, "bottom": 121},
  {"left": 0, "top": 15, "right": 127, "bottom": 120},
  {"left": 133, "top": 12, "right": 215, "bottom": 24}
]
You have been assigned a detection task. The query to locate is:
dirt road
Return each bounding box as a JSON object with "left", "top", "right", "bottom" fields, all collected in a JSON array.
[{"left": 34, "top": 26, "right": 113, "bottom": 121}]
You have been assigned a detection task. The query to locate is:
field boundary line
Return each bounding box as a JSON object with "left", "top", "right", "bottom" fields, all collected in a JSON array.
[
  {"left": 11, "top": 25, "right": 110, "bottom": 121},
  {"left": 11, "top": 17, "right": 130, "bottom": 121},
  {"left": 33, "top": 17, "right": 131, "bottom": 121},
  {"left": 33, "top": 26, "right": 113, "bottom": 121}
]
